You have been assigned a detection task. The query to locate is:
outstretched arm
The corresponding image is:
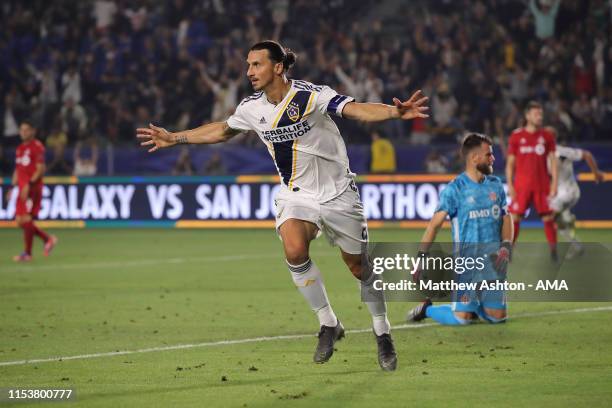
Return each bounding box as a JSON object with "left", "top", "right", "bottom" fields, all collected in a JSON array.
[
  {"left": 419, "top": 211, "right": 447, "bottom": 253},
  {"left": 582, "top": 150, "right": 605, "bottom": 183},
  {"left": 137, "top": 122, "right": 241, "bottom": 153},
  {"left": 342, "top": 90, "right": 429, "bottom": 122}
]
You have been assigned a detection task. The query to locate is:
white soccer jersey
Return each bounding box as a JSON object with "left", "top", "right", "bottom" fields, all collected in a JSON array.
[
  {"left": 556, "top": 145, "right": 583, "bottom": 189},
  {"left": 227, "top": 79, "right": 355, "bottom": 202}
]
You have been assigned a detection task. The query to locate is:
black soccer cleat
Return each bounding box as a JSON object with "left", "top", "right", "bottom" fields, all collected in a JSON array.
[
  {"left": 313, "top": 321, "right": 345, "bottom": 363},
  {"left": 375, "top": 332, "right": 398, "bottom": 371},
  {"left": 407, "top": 298, "right": 432, "bottom": 322},
  {"left": 551, "top": 248, "right": 559, "bottom": 264}
]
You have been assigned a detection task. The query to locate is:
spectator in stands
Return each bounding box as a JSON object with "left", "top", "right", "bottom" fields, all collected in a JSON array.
[
  {"left": 61, "top": 65, "right": 82, "bottom": 104},
  {"left": 46, "top": 119, "right": 71, "bottom": 175},
  {"left": 61, "top": 98, "right": 88, "bottom": 142},
  {"left": 410, "top": 117, "right": 431, "bottom": 145},
  {"left": 197, "top": 61, "right": 240, "bottom": 122},
  {"left": 572, "top": 93, "right": 598, "bottom": 140},
  {"left": 425, "top": 149, "right": 449, "bottom": 174},
  {"left": 431, "top": 82, "right": 460, "bottom": 139},
  {"left": 334, "top": 64, "right": 366, "bottom": 102},
  {"left": 0, "top": 0, "right": 610, "bottom": 168},
  {"left": 124, "top": 1, "right": 148, "bottom": 33},
  {"left": 599, "top": 88, "right": 612, "bottom": 134},
  {"left": 73, "top": 138, "right": 99, "bottom": 176},
  {"left": 529, "top": 0, "right": 561, "bottom": 40},
  {"left": 364, "top": 70, "right": 384, "bottom": 104},
  {"left": 39, "top": 66, "right": 59, "bottom": 107},
  {"left": 202, "top": 151, "right": 226, "bottom": 176},
  {"left": 173, "top": 146, "right": 195, "bottom": 176},
  {"left": 370, "top": 131, "right": 396, "bottom": 174},
  {"left": 93, "top": 0, "right": 118, "bottom": 32},
  {"left": 1, "top": 93, "right": 22, "bottom": 147}
]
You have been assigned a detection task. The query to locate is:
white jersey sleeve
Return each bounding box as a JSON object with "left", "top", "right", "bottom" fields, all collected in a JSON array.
[
  {"left": 316, "top": 86, "right": 354, "bottom": 118},
  {"left": 556, "top": 146, "right": 583, "bottom": 161},
  {"left": 226, "top": 102, "right": 252, "bottom": 132}
]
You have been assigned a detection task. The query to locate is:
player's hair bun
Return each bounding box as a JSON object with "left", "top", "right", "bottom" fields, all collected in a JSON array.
[
  {"left": 283, "top": 49, "right": 297, "bottom": 70},
  {"left": 250, "top": 41, "right": 297, "bottom": 72}
]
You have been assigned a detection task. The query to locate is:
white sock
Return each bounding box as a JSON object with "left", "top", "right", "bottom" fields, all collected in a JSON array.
[
  {"left": 361, "top": 262, "right": 391, "bottom": 335},
  {"left": 372, "top": 314, "right": 391, "bottom": 336},
  {"left": 288, "top": 259, "right": 337, "bottom": 327},
  {"left": 316, "top": 304, "right": 338, "bottom": 327}
]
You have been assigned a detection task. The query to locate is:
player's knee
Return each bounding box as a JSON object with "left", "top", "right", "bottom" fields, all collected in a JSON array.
[
  {"left": 483, "top": 308, "right": 507, "bottom": 323},
  {"left": 341, "top": 254, "right": 363, "bottom": 279},
  {"left": 453, "top": 311, "right": 473, "bottom": 324},
  {"left": 284, "top": 244, "right": 309, "bottom": 266},
  {"left": 347, "top": 260, "right": 362, "bottom": 279}
]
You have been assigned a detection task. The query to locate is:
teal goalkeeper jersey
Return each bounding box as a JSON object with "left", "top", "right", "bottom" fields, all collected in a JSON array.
[
  {"left": 436, "top": 172, "right": 507, "bottom": 244},
  {"left": 436, "top": 173, "right": 508, "bottom": 281}
]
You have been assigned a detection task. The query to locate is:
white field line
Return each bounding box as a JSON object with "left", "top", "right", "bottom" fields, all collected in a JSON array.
[
  {"left": 1, "top": 306, "right": 611, "bottom": 368},
  {"left": 1, "top": 252, "right": 339, "bottom": 272}
]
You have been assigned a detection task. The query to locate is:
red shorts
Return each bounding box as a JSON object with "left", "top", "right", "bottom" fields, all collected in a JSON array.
[
  {"left": 15, "top": 183, "right": 43, "bottom": 218},
  {"left": 509, "top": 186, "right": 552, "bottom": 216}
]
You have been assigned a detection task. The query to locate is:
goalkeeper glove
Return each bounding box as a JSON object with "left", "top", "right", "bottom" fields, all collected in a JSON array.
[{"left": 490, "top": 241, "right": 512, "bottom": 276}]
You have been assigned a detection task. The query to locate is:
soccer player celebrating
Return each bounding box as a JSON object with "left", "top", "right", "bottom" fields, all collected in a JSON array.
[
  {"left": 549, "top": 129, "right": 605, "bottom": 258},
  {"left": 137, "top": 40, "right": 429, "bottom": 371},
  {"left": 408, "top": 133, "right": 513, "bottom": 325},
  {"left": 7, "top": 120, "right": 57, "bottom": 262},
  {"left": 506, "top": 101, "right": 559, "bottom": 261}
]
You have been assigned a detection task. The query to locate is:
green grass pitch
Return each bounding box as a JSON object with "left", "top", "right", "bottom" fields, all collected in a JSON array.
[{"left": 1, "top": 228, "right": 611, "bottom": 407}]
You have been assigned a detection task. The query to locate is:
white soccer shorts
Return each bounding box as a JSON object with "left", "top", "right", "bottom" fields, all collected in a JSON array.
[
  {"left": 550, "top": 184, "right": 580, "bottom": 213},
  {"left": 275, "top": 186, "right": 368, "bottom": 254}
]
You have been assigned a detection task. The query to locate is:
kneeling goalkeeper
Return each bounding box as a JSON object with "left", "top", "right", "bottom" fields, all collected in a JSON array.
[{"left": 408, "top": 133, "right": 513, "bottom": 325}]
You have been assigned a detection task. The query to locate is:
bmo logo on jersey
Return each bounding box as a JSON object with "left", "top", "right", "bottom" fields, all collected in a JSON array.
[
  {"left": 519, "top": 144, "right": 546, "bottom": 155},
  {"left": 16, "top": 152, "right": 31, "bottom": 166},
  {"left": 469, "top": 205, "right": 501, "bottom": 220}
]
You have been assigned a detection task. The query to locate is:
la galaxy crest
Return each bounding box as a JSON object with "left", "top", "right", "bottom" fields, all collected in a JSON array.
[{"left": 287, "top": 101, "right": 300, "bottom": 122}]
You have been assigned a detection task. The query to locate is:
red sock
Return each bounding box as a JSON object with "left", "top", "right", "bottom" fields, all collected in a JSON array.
[
  {"left": 544, "top": 219, "right": 558, "bottom": 250},
  {"left": 31, "top": 222, "right": 50, "bottom": 242},
  {"left": 22, "top": 222, "right": 35, "bottom": 255},
  {"left": 513, "top": 220, "right": 521, "bottom": 243}
]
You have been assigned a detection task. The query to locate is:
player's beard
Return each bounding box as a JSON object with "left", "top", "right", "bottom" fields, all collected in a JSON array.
[{"left": 477, "top": 163, "right": 493, "bottom": 175}]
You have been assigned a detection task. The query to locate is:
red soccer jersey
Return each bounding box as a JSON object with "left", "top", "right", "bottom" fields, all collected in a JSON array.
[
  {"left": 507, "top": 127, "right": 555, "bottom": 189},
  {"left": 15, "top": 139, "right": 46, "bottom": 186}
]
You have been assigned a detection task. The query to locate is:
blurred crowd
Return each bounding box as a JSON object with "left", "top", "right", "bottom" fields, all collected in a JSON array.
[{"left": 1, "top": 0, "right": 611, "bottom": 175}]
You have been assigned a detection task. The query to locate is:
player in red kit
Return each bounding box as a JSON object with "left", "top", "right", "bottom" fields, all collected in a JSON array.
[
  {"left": 505, "top": 101, "right": 558, "bottom": 261},
  {"left": 6, "top": 120, "right": 57, "bottom": 262}
]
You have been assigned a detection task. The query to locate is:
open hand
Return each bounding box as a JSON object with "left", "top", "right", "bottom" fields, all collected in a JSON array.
[
  {"left": 136, "top": 123, "right": 175, "bottom": 153},
  {"left": 392, "top": 90, "right": 429, "bottom": 120}
]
